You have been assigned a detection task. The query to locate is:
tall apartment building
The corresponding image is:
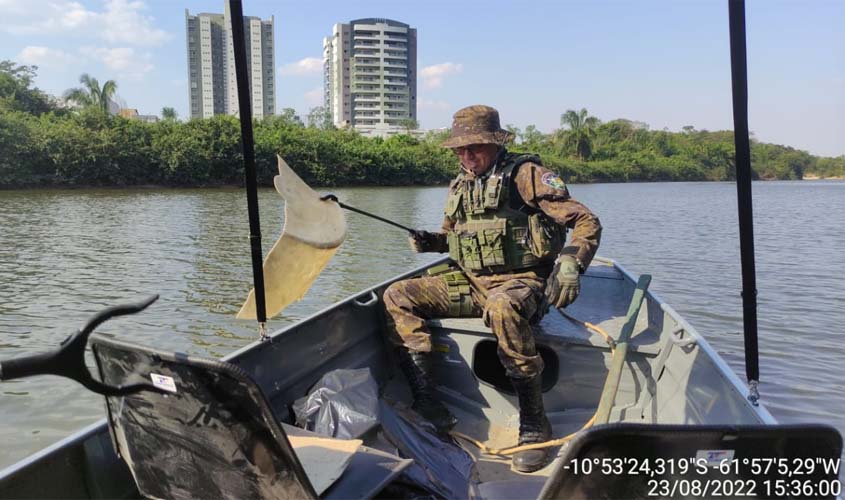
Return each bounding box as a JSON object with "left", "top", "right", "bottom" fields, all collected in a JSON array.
[
  {"left": 323, "top": 18, "right": 417, "bottom": 137},
  {"left": 185, "top": 3, "right": 275, "bottom": 120}
]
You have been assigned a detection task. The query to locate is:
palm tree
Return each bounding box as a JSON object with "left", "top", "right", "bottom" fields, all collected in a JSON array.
[
  {"left": 63, "top": 73, "right": 117, "bottom": 114},
  {"left": 161, "top": 107, "right": 178, "bottom": 121},
  {"left": 559, "top": 108, "right": 600, "bottom": 160}
]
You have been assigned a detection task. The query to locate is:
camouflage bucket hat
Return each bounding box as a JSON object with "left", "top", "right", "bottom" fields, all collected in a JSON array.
[{"left": 441, "top": 105, "right": 513, "bottom": 149}]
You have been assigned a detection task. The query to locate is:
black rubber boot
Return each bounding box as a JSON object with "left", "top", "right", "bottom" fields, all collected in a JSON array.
[
  {"left": 397, "top": 348, "right": 457, "bottom": 432},
  {"left": 510, "top": 375, "right": 553, "bottom": 473}
]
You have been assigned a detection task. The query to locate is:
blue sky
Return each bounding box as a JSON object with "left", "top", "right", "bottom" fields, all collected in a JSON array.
[{"left": 2, "top": 0, "right": 843, "bottom": 157}]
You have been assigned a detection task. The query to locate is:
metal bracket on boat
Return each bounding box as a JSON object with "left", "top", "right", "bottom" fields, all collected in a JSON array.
[
  {"left": 669, "top": 326, "right": 697, "bottom": 347},
  {"left": 0, "top": 295, "right": 164, "bottom": 396},
  {"left": 747, "top": 379, "right": 760, "bottom": 406},
  {"left": 353, "top": 290, "right": 379, "bottom": 307}
]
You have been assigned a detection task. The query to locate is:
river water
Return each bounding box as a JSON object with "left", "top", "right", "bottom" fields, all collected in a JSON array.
[{"left": 0, "top": 181, "right": 843, "bottom": 468}]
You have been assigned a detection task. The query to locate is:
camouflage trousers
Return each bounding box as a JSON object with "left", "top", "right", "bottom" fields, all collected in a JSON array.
[{"left": 383, "top": 269, "right": 546, "bottom": 379}]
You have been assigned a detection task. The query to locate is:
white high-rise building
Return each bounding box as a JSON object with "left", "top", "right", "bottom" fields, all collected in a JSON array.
[
  {"left": 185, "top": 4, "right": 275, "bottom": 120},
  {"left": 323, "top": 18, "right": 417, "bottom": 137}
]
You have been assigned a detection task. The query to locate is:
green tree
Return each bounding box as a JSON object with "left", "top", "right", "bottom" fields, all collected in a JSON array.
[
  {"left": 0, "top": 60, "right": 56, "bottom": 115},
  {"left": 423, "top": 128, "right": 450, "bottom": 144},
  {"left": 277, "top": 107, "right": 304, "bottom": 127},
  {"left": 306, "top": 106, "right": 333, "bottom": 130},
  {"left": 809, "top": 156, "right": 845, "bottom": 178},
  {"left": 397, "top": 117, "right": 419, "bottom": 134},
  {"left": 559, "top": 108, "right": 601, "bottom": 160},
  {"left": 520, "top": 125, "right": 546, "bottom": 149},
  {"left": 63, "top": 73, "right": 118, "bottom": 114},
  {"left": 504, "top": 124, "right": 521, "bottom": 145},
  {"left": 161, "top": 107, "right": 178, "bottom": 121}
]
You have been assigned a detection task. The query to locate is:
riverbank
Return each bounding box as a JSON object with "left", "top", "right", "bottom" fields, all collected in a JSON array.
[
  {"left": 803, "top": 174, "right": 845, "bottom": 180},
  {"left": 5, "top": 105, "right": 845, "bottom": 189},
  {"left": 2, "top": 173, "right": 842, "bottom": 192}
]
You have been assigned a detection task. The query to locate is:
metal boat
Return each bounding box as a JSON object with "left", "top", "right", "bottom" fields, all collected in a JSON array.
[
  {"left": 3, "top": 256, "right": 840, "bottom": 499},
  {"left": 1, "top": 0, "right": 841, "bottom": 497}
]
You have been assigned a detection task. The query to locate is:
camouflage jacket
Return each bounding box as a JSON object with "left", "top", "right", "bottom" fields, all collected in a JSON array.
[{"left": 427, "top": 152, "right": 602, "bottom": 272}]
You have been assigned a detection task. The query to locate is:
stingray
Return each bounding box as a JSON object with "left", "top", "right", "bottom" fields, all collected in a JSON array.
[{"left": 237, "top": 156, "right": 346, "bottom": 320}]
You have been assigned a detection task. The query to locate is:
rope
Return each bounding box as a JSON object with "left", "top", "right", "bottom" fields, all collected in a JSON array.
[
  {"left": 557, "top": 309, "right": 615, "bottom": 349},
  {"left": 449, "top": 310, "right": 614, "bottom": 456}
]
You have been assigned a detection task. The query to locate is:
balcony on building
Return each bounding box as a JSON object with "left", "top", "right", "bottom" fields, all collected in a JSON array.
[
  {"left": 354, "top": 94, "right": 380, "bottom": 103},
  {"left": 352, "top": 83, "right": 381, "bottom": 91},
  {"left": 353, "top": 41, "right": 379, "bottom": 50},
  {"left": 353, "top": 59, "right": 380, "bottom": 68},
  {"left": 353, "top": 30, "right": 379, "bottom": 39}
]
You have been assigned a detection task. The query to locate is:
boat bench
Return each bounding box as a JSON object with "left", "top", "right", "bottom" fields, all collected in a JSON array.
[
  {"left": 90, "top": 335, "right": 410, "bottom": 500},
  {"left": 423, "top": 310, "right": 664, "bottom": 417},
  {"left": 427, "top": 315, "right": 661, "bottom": 355}
]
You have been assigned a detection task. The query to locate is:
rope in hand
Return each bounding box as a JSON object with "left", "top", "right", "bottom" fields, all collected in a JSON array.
[{"left": 448, "top": 309, "right": 614, "bottom": 456}]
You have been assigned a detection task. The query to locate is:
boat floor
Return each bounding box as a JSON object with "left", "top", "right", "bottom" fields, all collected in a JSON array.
[
  {"left": 380, "top": 376, "right": 595, "bottom": 486},
  {"left": 451, "top": 404, "right": 594, "bottom": 482}
]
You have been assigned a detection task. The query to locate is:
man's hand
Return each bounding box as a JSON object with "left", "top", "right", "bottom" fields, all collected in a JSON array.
[
  {"left": 409, "top": 230, "right": 443, "bottom": 253},
  {"left": 543, "top": 255, "right": 581, "bottom": 309}
]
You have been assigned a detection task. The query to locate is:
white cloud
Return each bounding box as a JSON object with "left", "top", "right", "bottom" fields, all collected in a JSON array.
[
  {"left": 1, "top": 1, "right": 91, "bottom": 34},
  {"left": 279, "top": 57, "right": 323, "bottom": 76},
  {"left": 84, "top": 47, "right": 154, "bottom": 81},
  {"left": 100, "top": 0, "right": 169, "bottom": 47},
  {"left": 0, "top": 0, "right": 35, "bottom": 16},
  {"left": 304, "top": 87, "right": 323, "bottom": 106},
  {"left": 1, "top": 0, "right": 169, "bottom": 47},
  {"left": 16, "top": 46, "right": 77, "bottom": 68},
  {"left": 60, "top": 1, "right": 96, "bottom": 30},
  {"left": 420, "top": 62, "right": 463, "bottom": 90}
]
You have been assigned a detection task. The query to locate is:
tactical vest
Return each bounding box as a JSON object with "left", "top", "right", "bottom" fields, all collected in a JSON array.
[{"left": 444, "top": 153, "right": 565, "bottom": 274}]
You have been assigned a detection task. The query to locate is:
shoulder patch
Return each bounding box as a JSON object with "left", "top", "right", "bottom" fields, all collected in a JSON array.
[{"left": 540, "top": 172, "right": 566, "bottom": 190}]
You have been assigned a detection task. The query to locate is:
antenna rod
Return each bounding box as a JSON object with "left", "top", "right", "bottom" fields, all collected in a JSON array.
[
  {"left": 229, "top": 0, "right": 267, "bottom": 327},
  {"left": 727, "top": 0, "right": 760, "bottom": 395}
]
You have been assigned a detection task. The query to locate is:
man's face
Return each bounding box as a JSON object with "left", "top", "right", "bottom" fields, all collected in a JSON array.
[{"left": 453, "top": 143, "right": 500, "bottom": 176}]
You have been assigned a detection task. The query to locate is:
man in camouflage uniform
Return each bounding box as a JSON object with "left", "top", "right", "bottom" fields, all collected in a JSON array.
[{"left": 383, "top": 105, "right": 601, "bottom": 472}]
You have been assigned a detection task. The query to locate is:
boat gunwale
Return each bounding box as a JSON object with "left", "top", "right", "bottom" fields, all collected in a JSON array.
[
  {"left": 604, "top": 256, "right": 776, "bottom": 425},
  {"left": 0, "top": 419, "right": 108, "bottom": 481},
  {"left": 223, "top": 255, "right": 451, "bottom": 361}
]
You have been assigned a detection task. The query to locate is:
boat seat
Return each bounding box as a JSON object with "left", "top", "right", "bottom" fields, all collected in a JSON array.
[
  {"left": 427, "top": 316, "right": 660, "bottom": 356},
  {"left": 537, "top": 423, "right": 843, "bottom": 499},
  {"left": 90, "top": 335, "right": 410, "bottom": 500}
]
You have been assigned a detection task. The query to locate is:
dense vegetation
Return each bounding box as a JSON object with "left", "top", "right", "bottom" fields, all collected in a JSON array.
[{"left": 2, "top": 61, "right": 842, "bottom": 189}]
